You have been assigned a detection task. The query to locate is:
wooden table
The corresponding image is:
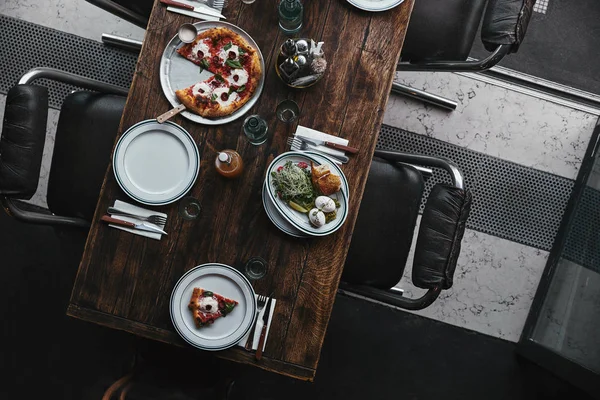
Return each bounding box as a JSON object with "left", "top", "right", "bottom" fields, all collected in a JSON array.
[{"left": 67, "top": 0, "right": 413, "bottom": 381}]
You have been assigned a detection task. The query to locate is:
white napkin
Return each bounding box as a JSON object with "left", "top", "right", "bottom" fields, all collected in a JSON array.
[
  {"left": 237, "top": 296, "right": 277, "bottom": 351},
  {"left": 166, "top": 0, "right": 224, "bottom": 21},
  {"left": 108, "top": 200, "right": 167, "bottom": 241},
  {"left": 292, "top": 125, "right": 350, "bottom": 163}
]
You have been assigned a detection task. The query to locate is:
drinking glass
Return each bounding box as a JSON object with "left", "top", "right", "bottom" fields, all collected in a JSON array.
[
  {"left": 276, "top": 99, "right": 300, "bottom": 123},
  {"left": 178, "top": 197, "right": 202, "bottom": 220},
  {"left": 244, "top": 257, "right": 267, "bottom": 280}
]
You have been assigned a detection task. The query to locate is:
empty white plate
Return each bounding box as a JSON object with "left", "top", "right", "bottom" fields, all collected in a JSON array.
[
  {"left": 113, "top": 120, "right": 200, "bottom": 205},
  {"left": 347, "top": 0, "right": 405, "bottom": 12},
  {"left": 170, "top": 263, "right": 257, "bottom": 351}
]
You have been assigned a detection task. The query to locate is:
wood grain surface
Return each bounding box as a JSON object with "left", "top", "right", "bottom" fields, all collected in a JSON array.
[{"left": 68, "top": 0, "right": 413, "bottom": 381}]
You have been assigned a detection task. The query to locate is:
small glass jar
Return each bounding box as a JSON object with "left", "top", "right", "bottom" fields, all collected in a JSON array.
[
  {"left": 215, "top": 150, "right": 244, "bottom": 178},
  {"left": 243, "top": 115, "right": 269, "bottom": 145}
]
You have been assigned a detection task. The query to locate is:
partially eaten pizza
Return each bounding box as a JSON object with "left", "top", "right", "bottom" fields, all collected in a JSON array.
[
  {"left": 188, "top": 288, "right": 238, "bottom": 328},
  {"left": 175, "top": 27, "right": 262, "bottom": 118}
]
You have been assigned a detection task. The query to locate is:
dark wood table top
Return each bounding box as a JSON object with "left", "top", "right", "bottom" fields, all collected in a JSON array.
[{"left": 67, "top": 0, "right": 413, "bottom": 381}]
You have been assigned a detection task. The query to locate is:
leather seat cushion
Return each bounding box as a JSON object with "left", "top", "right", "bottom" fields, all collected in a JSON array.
[
  {"left": 342, "top": 158, "right": 424, "bottom": 289},
  {"left": 401, "top": 0, "right": 488, "bottom": 62},
  {"left": 47, "top": 91, "right": 125, "bottom": 220}
]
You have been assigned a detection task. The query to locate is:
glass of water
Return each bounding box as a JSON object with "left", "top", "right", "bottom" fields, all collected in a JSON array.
[{"left": 276, "top": 99, "right": 300, "bottom": 123}]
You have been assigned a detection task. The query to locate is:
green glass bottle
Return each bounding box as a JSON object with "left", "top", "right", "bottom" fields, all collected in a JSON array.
[{"left": 278, "top": 0, "right": 303, "bottom": 35}]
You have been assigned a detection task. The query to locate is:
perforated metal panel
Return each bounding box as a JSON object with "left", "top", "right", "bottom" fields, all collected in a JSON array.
[
  {"left": 0, "top": 15, "right": 136, "bottom": 109},
  {"left": 377, "top": 125, "right": 575, "bottom": 251}
]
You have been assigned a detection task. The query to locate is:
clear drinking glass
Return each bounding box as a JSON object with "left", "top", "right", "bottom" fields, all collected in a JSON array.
[
  {"left": 178, "top": 197, "right": 202, "bottom": 220},
  {"left": 244, "top": 257, "right": 267, "bottom": 280},
  {"left": 243, "top": 115, "right": 269, "bottom": 145},
  {"left": 276, "top": 99, "right": 300, "bottom": 123}
]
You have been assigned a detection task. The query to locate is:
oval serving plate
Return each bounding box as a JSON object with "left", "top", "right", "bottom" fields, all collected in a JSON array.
[
  {"left": 265, "top": 152, "right": 349, "bottom": 237},
  {"left": 262, "top": 181, "right": 309, "bottom": 238},
  {"left": 160, "top": 21, "right": 266, "bottom": 125},
  {"left": 113, "top": 119, "right": 200, "bottom": 206},
  {"left": 170, "top": 263, "right": 257, "bottom": 351},
  {"left": 346, "top": 0, "right": 405, "bottom": 12}
]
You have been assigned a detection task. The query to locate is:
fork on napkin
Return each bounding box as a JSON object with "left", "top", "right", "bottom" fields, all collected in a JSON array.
[
  {"left": 237, "top": 295, "right": 277, "bottom": 352},
  {"left": 106, "top": 200, "right": 168, "bottom": 241},
  {"left": 290, "top": 125, "right": 353, "bottom": 164}
]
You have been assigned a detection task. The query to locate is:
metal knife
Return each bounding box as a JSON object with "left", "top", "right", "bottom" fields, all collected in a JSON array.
[
  {"left": 101, "top": 215, "right": 168, "bottom": 235},
  {"left": 303, "top": 144, "right": 349, "bottom": 164},
  {"left": 255, "top": 296, "right": 274, "bottom": 360},
  {"left": 160, "top": 0, "right": 226, "bottom": 19},
  {"left": 295, "top": 134, "right": 359, "bottom": 154}
]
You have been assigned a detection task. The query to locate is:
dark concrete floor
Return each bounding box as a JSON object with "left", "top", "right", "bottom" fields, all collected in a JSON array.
[{"left": 0, "top": 210, "right": 594, "bottom": 399}]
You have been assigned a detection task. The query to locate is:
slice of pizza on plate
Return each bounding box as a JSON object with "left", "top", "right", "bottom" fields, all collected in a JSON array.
[
  {"left": 188, "top": 287, "right": 238, "bottom": 328},
  {"left": 175, "top": 27, "right": 262, "bottom": 118}
]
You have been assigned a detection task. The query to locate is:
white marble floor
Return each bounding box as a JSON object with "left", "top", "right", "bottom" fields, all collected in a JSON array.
[{"left": 2, "top": 1, "right": 599, "bottom": 344}]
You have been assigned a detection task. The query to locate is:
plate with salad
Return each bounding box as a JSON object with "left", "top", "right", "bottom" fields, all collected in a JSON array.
[{"left": 265, "top": 152, "right": 349, "bottom": 237}]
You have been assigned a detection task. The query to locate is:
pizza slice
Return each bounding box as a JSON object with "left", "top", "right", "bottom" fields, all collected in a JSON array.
[
  {"left": 175, "top": 74, "right": 249, "bottom": 118},
  {"left": 188, "top": 288, "right": 238, "bottom": 328}
]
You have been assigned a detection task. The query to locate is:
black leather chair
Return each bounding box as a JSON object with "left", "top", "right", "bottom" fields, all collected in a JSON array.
[
  {"left": 341, "top": 150, "right": 472, "bottom": 310},
  {"left": 393, "top": 0, "right": 536, "bottom": 110},
  {"left": 0, "top": 68, "right": 128, "bottom": 228},
  {"left": 86, "top": 0, "right": 153, "bottom": 29}
]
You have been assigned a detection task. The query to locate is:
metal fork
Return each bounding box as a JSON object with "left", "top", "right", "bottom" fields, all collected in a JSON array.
[
  {"left": 286, "top": 137, "right": 350, "bottom": 164},
  {"left": 107, "top": 207, "right": 167, "bottom": 226},
  {"left": 245, "top": 294, "right": 268, "bottom": 350},
  {"left": 200, "top": 0, "right": 226, "bottom": 9}
]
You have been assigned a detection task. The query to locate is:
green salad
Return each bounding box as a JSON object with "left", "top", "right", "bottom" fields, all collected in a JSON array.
[{"left": 271, "top": 161, "right": 316, "bottom": 211}]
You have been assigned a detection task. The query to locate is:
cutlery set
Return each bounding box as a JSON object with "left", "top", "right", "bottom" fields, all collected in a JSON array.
[
  {"left": 101, "top": 208, "right": 168, "bottom": 235},
  {"left": 160, "top": 0, "right": 226, "bottom": 19},
  {"left": 287, "top": 135, "right": 359, "bottom": 164},
  {"left": 245, "top": 293, "right": 274, "bottom": 360}
]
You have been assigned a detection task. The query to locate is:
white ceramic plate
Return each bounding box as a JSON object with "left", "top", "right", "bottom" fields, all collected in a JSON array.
[
  {"left": 265, "top": 152, "right": 349, "bottom": 237},
  {"left": 159, "top": 21, "right": 265, "bottom": 125},
  {"left": 113, "top": 120, "right": 200, "bottom": 206},
  {"left": 346, "top": 0, "right": 405, "bottom": 12},
  {"left": 170, "top": 263, "right": 257, "bottom": 351}
]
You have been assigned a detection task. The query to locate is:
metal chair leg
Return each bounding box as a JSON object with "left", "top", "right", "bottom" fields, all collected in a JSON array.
[{"left": 101, "top": 33, "right": 143, "bottom": 53}]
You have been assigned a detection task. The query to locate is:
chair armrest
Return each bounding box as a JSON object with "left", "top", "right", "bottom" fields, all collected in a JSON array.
[
  {"left": 0, "top": 85, "right": 49, "bottom": 199},
  {"left": 1, "top": 198, "right": 90, "bottom": 228},
  {"left": 396, "top": 44, "right": 511, "bottom": 72},
  {"left": 412, "top": 185, "right": 472, "bottom": 290},
  {"left": 85, "top": 0, "right": 150, "bottom": 29},
  {"left": 339, "top": 282, "right": 442, "bottom": 311},
  {"left": 481, "top": 0, "right": 536, "bottom": 53},
  {"left": 19, "top": 68, "right": 129, "bottom": 97},
  {"left": 374, "top": 150, "right": 465, "bottom": 189}
]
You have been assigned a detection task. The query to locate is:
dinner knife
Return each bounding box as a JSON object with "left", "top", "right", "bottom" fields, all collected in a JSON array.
[
  {"left": 295, "top": 134, "right": 359, "bottom": 154},
  {"left": 160, "top": 0, "right": 226, "bottom": 19},
  {"left": 255, "top": 296, "right": 274, "bottom": 360},
  {"left": 101, "top": 215, "right": 168, "bottom": 235}
]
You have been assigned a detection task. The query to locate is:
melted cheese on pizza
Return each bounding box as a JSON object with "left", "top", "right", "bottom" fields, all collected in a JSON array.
[
  {"left": 189, "top": 39, "right": 211, "bottom": 62},
  {"left": 198, "top": 296, "right": 219, "bottom": 313},
  {"left": 213, "top": 87, "right": 239, "bottom": 107},
  {"left": 218, "top": 44, "right": 240, "bottom": 64},
  {"left": 191, "top": 82, "right": 212, "bottom": 98},
  {"left": 226, "top": 68, "right": 249, "bottom": 86}
]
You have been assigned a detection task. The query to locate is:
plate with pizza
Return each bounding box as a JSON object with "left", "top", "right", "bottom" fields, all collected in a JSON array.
[
  {"left": 160, "top": 22, "right": 265, "bottom": 125},
  {"left": 170, "top": 263, "right": 257, "bottom": 351}
]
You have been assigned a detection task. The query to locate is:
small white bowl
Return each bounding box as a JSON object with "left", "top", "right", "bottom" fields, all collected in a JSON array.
[{"left": 178, "top": 23, "right": 198, "bottom": 43}]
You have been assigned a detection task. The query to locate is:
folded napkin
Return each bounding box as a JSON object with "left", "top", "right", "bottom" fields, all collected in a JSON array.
[
  {"left": 237, "top": 296, "right": 277, "bottom": 351},
  {"left": 292, "top": 126, "right": 350, "bottom": 164},
  {"left": 108, "top": 200, "right": 167, "bottom": 241},
  {"left": 166, "top": 0, "right": 224, "bottom": 21}
]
